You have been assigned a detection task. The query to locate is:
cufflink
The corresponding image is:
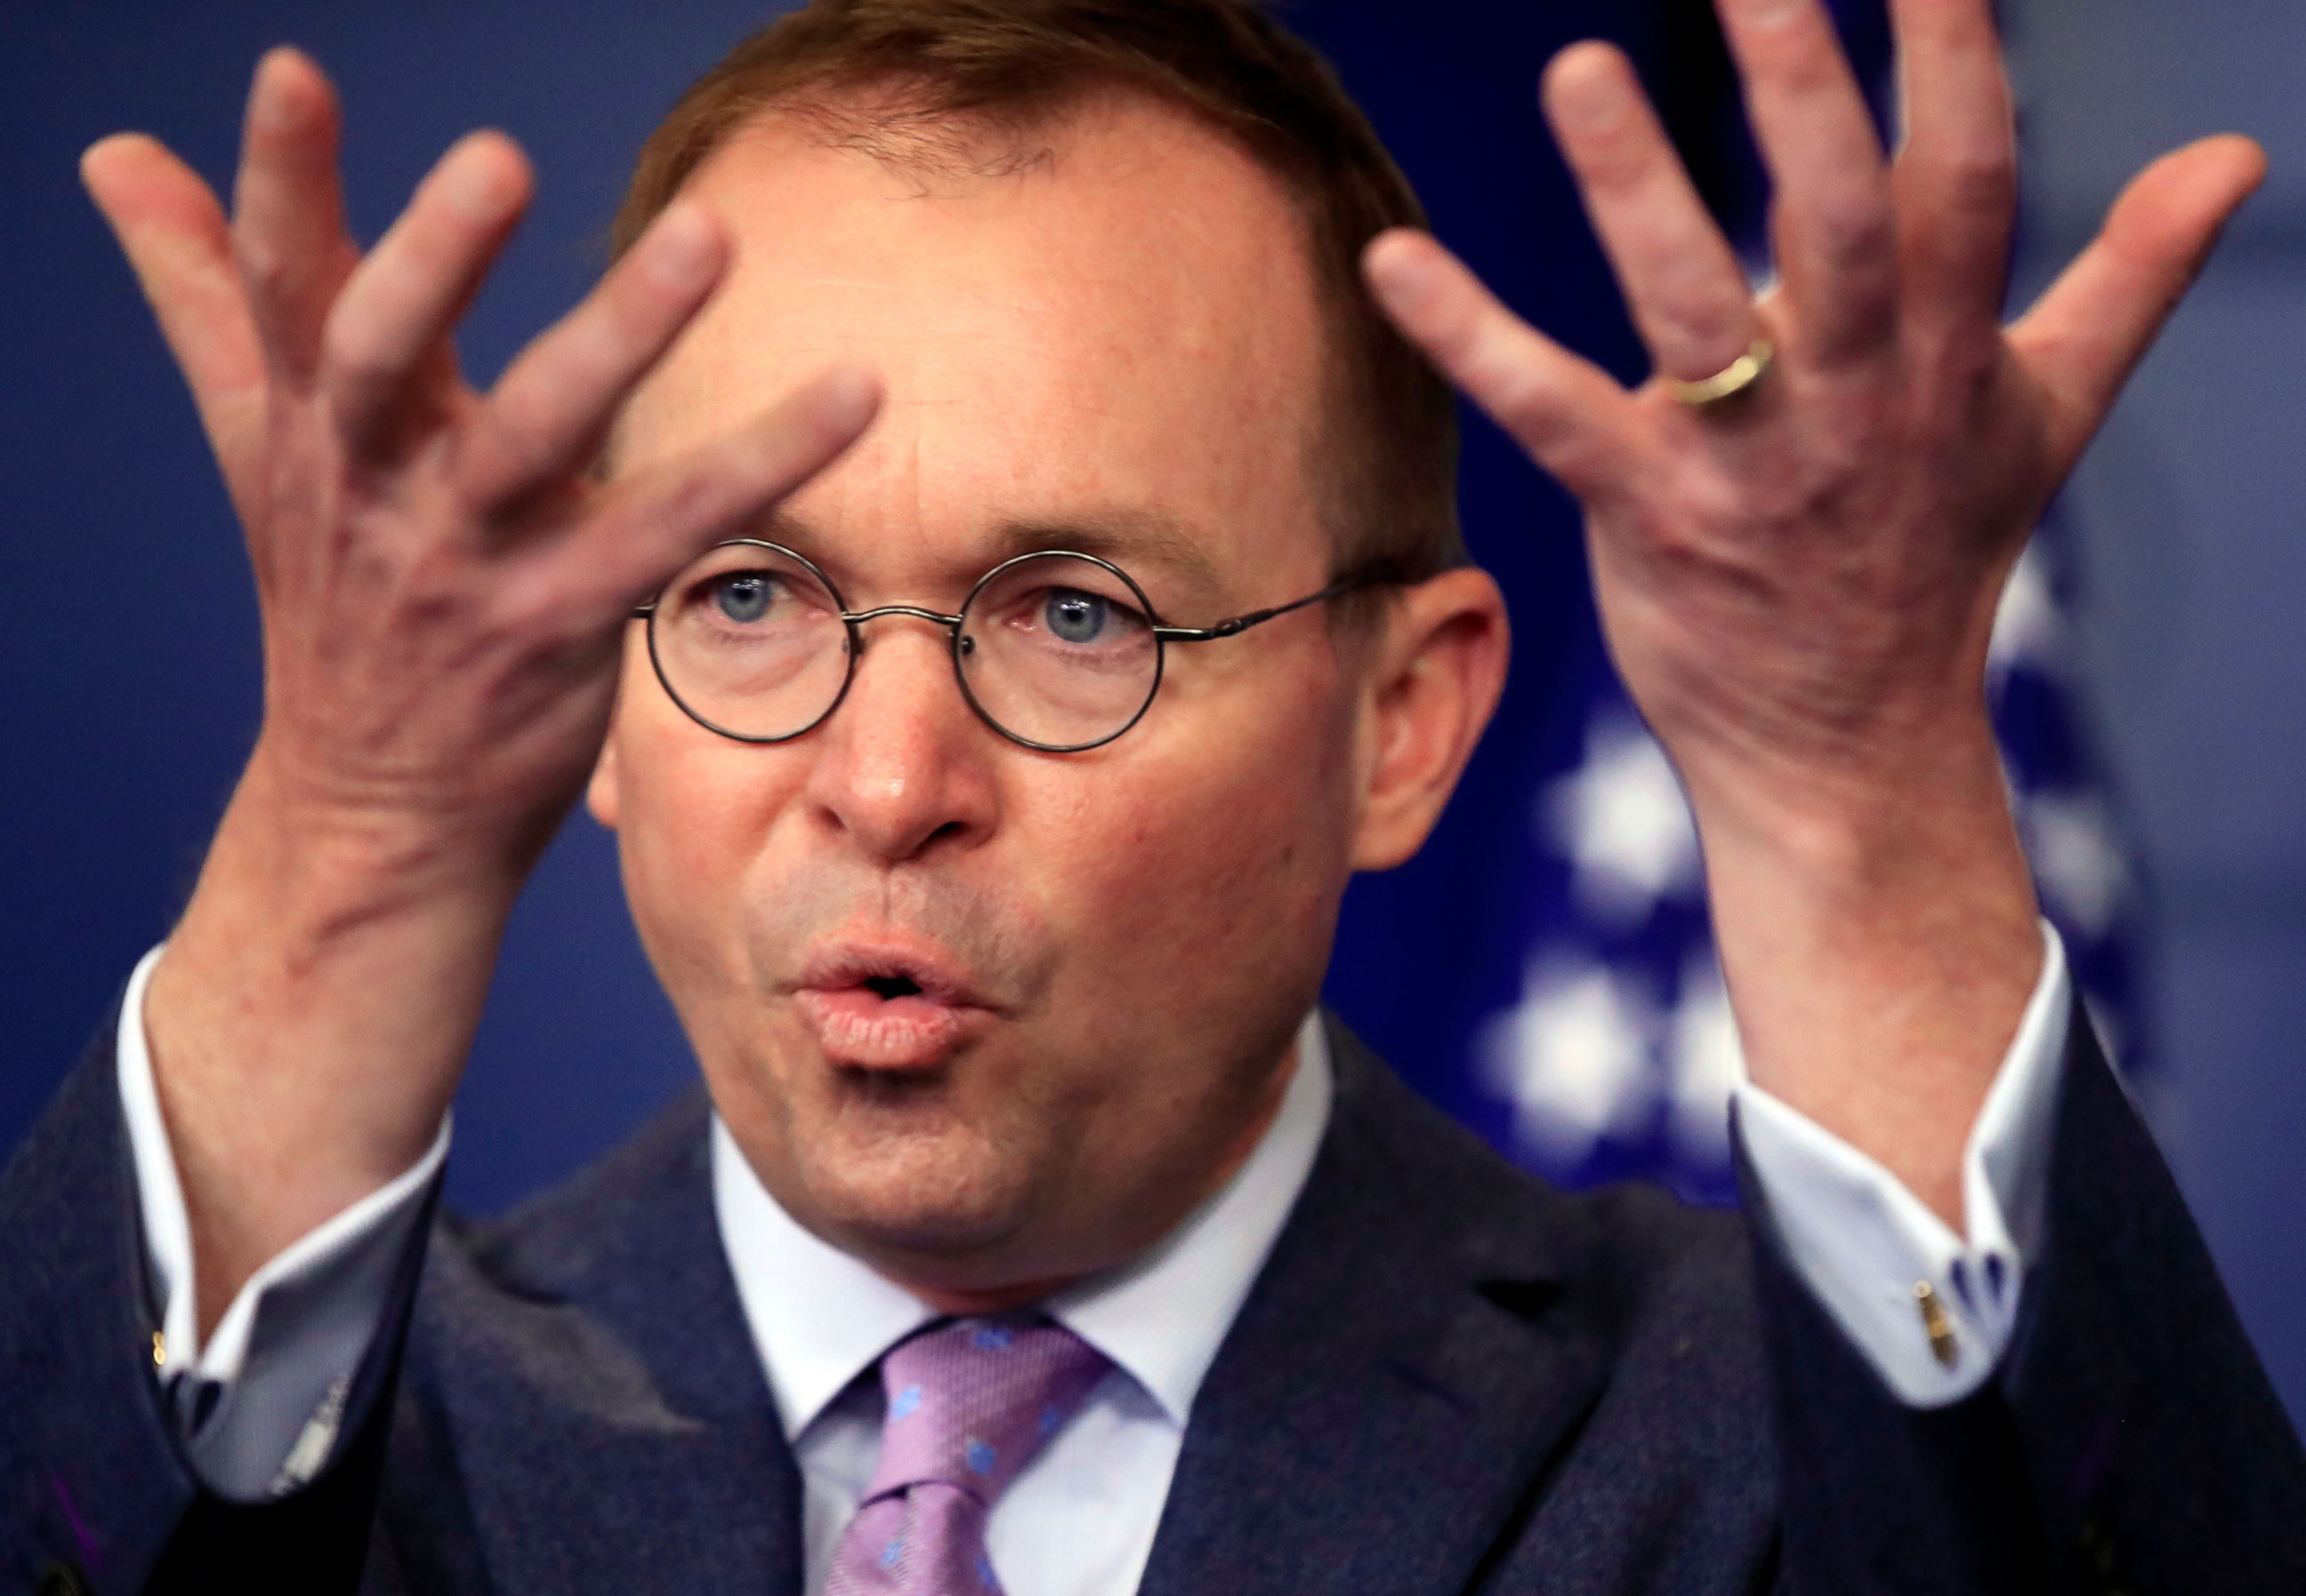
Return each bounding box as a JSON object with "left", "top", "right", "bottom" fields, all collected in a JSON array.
[{"left": 1913, "top": 1280, "right": 1958, "bottom": 1368}]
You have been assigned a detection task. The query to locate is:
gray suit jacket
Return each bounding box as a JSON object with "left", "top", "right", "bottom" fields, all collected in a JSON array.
[{"left": 4, "top": 1005, "right": 2302, "bottom": 1592}]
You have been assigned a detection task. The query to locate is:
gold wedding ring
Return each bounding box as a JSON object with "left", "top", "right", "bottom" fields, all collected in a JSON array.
[{"left": 1668, "top": 338, "right": 1775, "bottom": 410}]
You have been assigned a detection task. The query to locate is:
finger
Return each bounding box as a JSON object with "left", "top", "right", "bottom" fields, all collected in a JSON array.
[
  {"left": 1887, "top": 0, "right": 2017, "bottom": 322},
  {"left": 2010, "top": 135, "right": 2267, "bottom": 472},
  {"left": 1363, "top": 229, "right": 1640, "bottom": 501},
  {"left": 458, "top": 202, "right": 730, "bottom": 511},
  {"left": 230, "top": 48, "right": 359, "bottom": 386},
  {"left": 533, "top": 365, "right": 883, "bottom": 627},
  {"left": 1715, "top": 0, "right": 1899, "bottom": 362},
  {"left": 320, "top": 131, "right": 534, "bottom": 454},
  {"left": 81, "top": 133, "right": 269, "bottom": 512},
  {"left": 1542, "top": 42, "right": 1758, "bottom": 384}
]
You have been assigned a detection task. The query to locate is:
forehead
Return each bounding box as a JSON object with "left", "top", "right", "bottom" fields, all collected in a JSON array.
[{"left": 617, "top": 91, "right": 1335, "bottom": 601}]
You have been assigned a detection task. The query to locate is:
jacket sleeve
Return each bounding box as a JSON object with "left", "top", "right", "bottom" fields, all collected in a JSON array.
[
  {"left": 0, "top": 1012, "right": 433, "bottom": 1596},
  {"left": 117, "top": 943, "right": 449, "bottom": 1502},
  {"left": 1740, "top": 1001, "right": 2306, "bottom": 1595}
]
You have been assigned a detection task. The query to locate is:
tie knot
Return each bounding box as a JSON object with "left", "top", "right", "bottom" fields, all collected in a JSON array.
[{"left": 867, "top": 1315, "right": 1110, "bottom": 1506}]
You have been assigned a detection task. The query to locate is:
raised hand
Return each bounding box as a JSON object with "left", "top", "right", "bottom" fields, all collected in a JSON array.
[
  {"left": 86, "top": 50, "right": 878, "bottom": 1324},
  {"left": 1366, "top": 0, "right": 2264, "bottom": 1222}
]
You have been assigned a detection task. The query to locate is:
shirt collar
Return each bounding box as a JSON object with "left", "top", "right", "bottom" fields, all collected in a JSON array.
[{"left": 711, "top": 1011, "right": 1334, "bottom": 1441}]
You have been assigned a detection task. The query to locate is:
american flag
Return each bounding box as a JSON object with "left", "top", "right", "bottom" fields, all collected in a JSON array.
[{"left": 1471, "top": 526, "right": 2149, "bottom": 1206}]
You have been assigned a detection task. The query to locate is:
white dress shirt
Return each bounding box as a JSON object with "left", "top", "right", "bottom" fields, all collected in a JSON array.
[
  {"left": 716, "top": 1011, "right": 1331, "bottom": 1596},
  {"left": 117, "top": 926, "right": 2075, "bottom": 1572}
]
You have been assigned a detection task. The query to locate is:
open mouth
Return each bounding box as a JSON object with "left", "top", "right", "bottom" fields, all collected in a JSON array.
[{"left": 794, "top": 946, "right": 986, "bottom": 1068}]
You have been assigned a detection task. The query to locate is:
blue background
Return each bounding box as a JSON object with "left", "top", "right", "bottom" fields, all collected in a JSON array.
[{"left": 4, "top": 1, "right": 2300, "bottom": 1428}]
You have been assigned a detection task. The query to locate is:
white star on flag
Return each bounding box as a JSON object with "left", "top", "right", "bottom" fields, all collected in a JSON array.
[
  {"left": 1545, "top": 713, "right": 1701, "bottom": 931},
  {"left": 1480, "top": 962, "right": 1661, "bottom": 1165}
]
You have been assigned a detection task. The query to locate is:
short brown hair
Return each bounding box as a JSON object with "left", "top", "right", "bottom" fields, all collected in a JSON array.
[{"left": 610, "top": 0, "right": 1465, "bottom": 594}]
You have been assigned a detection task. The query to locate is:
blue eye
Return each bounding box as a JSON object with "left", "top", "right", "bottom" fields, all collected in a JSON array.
[
  {"left": 714, "top": 574, "right": 778, "bottom": 624},
  {"left": 1044, "top": 589, "right": 1109, "bottom": 644}
]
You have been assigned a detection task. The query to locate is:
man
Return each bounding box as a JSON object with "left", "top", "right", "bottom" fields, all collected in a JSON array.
[{"left": 4, "top": 0, "right": 2300, "bottom": 1590}]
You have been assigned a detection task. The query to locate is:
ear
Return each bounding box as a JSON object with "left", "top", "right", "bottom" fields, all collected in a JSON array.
[
  {"left": 586, "top": 726, "right": 624, "bottom": 830},
  {"left": 1349, "top": 567, "right": 1510, "bottom": 871}
]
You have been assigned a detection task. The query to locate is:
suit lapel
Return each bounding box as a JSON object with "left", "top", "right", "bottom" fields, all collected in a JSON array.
[
  {"left": 422, "top": 1094, "right": 806, "bottom": 1596},
  {"left": 1139, "top": 1021, "right": 1613, "bottom": 1596},
  {"left": 417, "top": 1030, "right": 1610, "bottom": 1596}
]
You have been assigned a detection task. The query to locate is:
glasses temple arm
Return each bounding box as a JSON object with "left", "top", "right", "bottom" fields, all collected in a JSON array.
[{"left": 1151, "top": 570, "right": 1375, "bottom": 642}]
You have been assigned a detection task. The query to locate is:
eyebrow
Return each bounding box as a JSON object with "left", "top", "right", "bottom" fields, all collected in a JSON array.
[
  {"left": 742, "top": 504, "right": 1229, "bottom": 614},
  {"left": 984, "top": 510, "right": 1224, "bottom": 605}
]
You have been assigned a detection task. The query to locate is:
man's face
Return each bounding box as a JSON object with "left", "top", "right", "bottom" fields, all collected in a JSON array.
[{"left": 594, "top": 93, "right": 1370, "bottom": 1298}]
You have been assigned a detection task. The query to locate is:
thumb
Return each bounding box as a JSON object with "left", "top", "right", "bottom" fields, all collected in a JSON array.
[
  {"left": 2009, "top": 134, "right": 2267, "bottom": 473},
  {"left": 83, "top": 133, "right": 270, "bottom": 522}
]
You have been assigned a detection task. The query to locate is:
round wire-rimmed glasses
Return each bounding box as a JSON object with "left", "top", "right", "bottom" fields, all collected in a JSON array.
[{"left": 634, "top": 538, "right": 1375, "bottom": 753}]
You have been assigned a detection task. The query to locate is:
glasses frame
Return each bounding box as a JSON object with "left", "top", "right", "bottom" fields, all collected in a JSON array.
[{"left": 634, "top": 538, "right": 1377, "bottom": 754}]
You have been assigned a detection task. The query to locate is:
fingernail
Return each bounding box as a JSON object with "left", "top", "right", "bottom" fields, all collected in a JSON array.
[
  {"left": 78, "top": 133, "right": 133, "bottom": 189},
  {"left": 249, "top": 48, "right": 306, "bottom": 134},
  {"left": 815, "top": 365, "right": 882, "bottom": 434},
  {"left": 443, "top": 140, "right": 511, "bottom": 219},
  {"left": 1365, "top": 238, "right": 1436, "bottom": 312},
  {"left": 1544, "top": 45, "right": 1624, "bottom": 133},
  {"left": 646, "top": 206, "right": 721, "bottom": 286}
]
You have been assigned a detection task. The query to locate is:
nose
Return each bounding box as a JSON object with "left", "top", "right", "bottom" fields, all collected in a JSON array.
[{"left": 801, "top": 616, "right": 999, "bottom": 863}]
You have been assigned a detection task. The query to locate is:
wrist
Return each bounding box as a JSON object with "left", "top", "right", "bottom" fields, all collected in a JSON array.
[
  {"left": 225, "top": 736, "right": 549, "bottom": 915},
  {"left": 1680, "top": 714, "right": 2042, "bottom": 1228},
  {"left": 145, "top": 757, "right": 524, "bottom": 1319},
  {"left": 1672, "top": 697, "right": 2015, "bottom": 872},
  {"left": 154, "top": 791, "right": 513, "bottom": 1169}
]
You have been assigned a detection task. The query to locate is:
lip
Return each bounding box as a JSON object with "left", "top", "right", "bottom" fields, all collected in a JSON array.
[{"left": 793, "top": 938, "right": 995, "bottom": 1068}]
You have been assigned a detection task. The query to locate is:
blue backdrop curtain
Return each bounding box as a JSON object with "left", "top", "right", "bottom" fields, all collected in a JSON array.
[{"left": 0, "top": 1, "right": 2137, "bottom": 1222}]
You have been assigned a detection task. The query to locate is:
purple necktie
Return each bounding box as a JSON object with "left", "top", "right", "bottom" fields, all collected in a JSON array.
[{"left": 826, "top": 1316, "right": 1110, "bottom": 1596}]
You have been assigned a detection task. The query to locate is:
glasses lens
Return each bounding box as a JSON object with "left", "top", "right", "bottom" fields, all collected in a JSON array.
[
  {"left": 958, "top": 553, "right": 1161, "bottom": 749},
  {"left": 649, "top": 542, "right": 850, "bottom": 741}
]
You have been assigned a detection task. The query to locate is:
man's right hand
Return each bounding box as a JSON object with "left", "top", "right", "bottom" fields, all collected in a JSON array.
[{"left": 84, "top": 49, "right": 878, "bottom": 1334}]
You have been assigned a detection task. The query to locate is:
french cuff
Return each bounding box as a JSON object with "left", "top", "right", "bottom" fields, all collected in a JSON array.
[
  {"left": 116, "top": 943, "right": 450, "bottom": 1494},
  {"left": 1732, "top": 922, "right": 2069, "bottom": 1407}
]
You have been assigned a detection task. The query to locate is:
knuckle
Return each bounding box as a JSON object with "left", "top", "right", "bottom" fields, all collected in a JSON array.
[
  {"left": 1939, "top": 145, "right": 2017, "bottom": 217},
  {"left": 1924, "top": 321, "right": 2004, "bottom": 400},
  {"left": 1656, "top": 298, "right": 1750, "bottom": 372},
  {"left": 1810, "top": 189, "right": 1896, "bottom": 269},
  {"left": 1578, "top": 128, "right": 1650, "bottom": 196},
  {"left": 233, "top": 232, "right": 299, "bottom": 300},
  {"left": 1770, "top": 31, "right": 1852, "bottom": 101}
]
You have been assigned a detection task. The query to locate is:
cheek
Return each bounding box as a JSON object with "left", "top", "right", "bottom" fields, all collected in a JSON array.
[
  {"left": 610, "top": 697, "right": 810, "bottom": 995},
  {"left": 1030, "top": 655, "right": 1359, "bottom": 1011}
]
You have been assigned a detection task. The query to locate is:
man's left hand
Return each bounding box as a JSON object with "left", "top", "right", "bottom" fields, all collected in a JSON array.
[{"left": 1365, "top": 0, "right": 2264, "bottom": 1225}]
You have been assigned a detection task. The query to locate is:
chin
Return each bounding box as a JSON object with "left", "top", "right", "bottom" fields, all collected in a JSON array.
[{"left": 792, "top": 1119, "right": 1043, "bottom": 1268}]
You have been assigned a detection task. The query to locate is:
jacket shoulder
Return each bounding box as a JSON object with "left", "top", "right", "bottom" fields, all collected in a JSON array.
[
  {"left": 1325, "top": 1012, "right": 1754, "bottom": 1317},
  {"left": 435, "top": 1088, "right": 717, "bottom": 1297}
]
